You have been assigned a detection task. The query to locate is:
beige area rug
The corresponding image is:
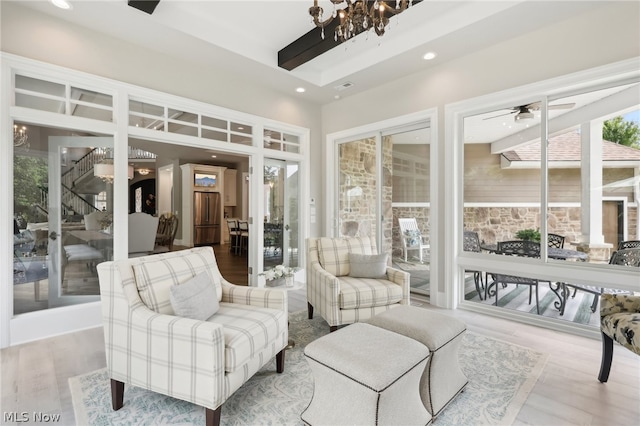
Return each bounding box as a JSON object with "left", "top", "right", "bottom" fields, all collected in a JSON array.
[{"left": 70, "top": 310, "right": 548, "bottom": 425}]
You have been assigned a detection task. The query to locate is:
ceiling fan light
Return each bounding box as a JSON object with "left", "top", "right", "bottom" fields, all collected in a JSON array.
[{"left": 515, "top": 111, "right": 534, "bottom": 122}]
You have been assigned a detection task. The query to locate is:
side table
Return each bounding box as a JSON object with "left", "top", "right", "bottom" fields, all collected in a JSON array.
[{"left": 266, "top": 280, "right": 304, "bottom": 348}]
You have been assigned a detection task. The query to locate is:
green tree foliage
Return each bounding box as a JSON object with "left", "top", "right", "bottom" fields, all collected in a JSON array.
[
  {"left": 603, "top": 116, "right": 640, "bottom": 148},
  {"left": 14, "top": 154, "right": 48, "bottom": 223}
]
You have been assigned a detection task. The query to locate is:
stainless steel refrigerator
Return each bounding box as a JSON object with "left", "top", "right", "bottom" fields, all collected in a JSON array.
[{"left": 193, "top": 191, "right": 221, "bottom": 245}]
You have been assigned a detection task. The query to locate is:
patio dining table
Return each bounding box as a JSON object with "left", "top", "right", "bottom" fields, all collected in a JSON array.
[
  {"left": 479, "top": 243, "right": 588, "bottom": 261},
  {"left": 479, "top": 242, "right": 588, "bottom": 314}
]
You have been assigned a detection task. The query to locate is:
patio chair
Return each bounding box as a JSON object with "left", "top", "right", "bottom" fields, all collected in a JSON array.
[
  {"left": 618, "top": 240, "right": 640, "bottom": 250},
  {"left": 564, "top": 248, "right": 640, "bottom": 313},
  {"left": 547, "top": 233, "right": 565, "bottom": 248},
  {"left": 463, "top": 230, "right": 485, "bottom": 300},
  {"left": 398, "top": 218, "right": 430, "bottom": 263},
  {"left": 489, "top": 240, "right": 547, "bottom": 314}
]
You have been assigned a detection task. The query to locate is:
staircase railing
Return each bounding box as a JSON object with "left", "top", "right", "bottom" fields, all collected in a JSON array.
[{"left": 38, "top": 185, "right": 99, "bottom": 217}]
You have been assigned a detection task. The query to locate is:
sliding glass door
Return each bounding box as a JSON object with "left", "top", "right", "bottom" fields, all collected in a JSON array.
[{"left": 335, "top": 124, "right": 431, "bottom": 295}]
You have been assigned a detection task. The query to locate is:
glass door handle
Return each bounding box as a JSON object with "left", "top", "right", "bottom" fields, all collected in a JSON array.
[
  {"left": 284, "top": 224, "right": 290, "bottom": 231},
  {"left": 49, "top": 231, "right": 59, "bottom": 240}
]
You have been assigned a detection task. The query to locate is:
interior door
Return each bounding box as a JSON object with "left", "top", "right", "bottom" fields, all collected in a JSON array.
[{"left": 47, "top": 136, "right": 113, "bottom": 308}]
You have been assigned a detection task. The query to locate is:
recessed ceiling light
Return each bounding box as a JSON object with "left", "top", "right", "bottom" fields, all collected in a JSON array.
[
  {"left": 51, "top": 0, "right": 72, "bottom": 10},
  {"left": 423, "top": 52, "right": 437, "bottom": 60},
  {"left": 211, "top": 155, "right": 217, "bottom": 158},
  {"left": 296, "top": 87, "right": 306, "bottom": 93}
]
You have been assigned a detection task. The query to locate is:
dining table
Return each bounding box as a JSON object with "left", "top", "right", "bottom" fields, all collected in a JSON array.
[{"left": 67, "top": 229, "right": 114, "bottom": 261}]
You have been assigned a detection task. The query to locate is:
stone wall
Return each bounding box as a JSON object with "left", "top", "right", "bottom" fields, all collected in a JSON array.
[
  {"left": 338, "top": 136, "right": 393, "bottom": 254},
  {"left": 463, "top": 205, "right": 639, "bottom": 249}
]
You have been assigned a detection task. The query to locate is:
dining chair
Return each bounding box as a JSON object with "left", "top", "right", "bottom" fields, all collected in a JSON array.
[
  {"left": 238, "top": 220, "right": 249, "bottom": 255},
  {"left": 226, "top": 219, "right": 241, "bottom": 255},
  {"left": 463, "top": 230, "right": 485, "bottom": 300},
  {"left": 490, "top": 240, "right": 546, "bottom": 314}
]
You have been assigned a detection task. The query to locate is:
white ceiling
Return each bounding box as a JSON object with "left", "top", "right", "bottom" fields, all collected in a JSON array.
[{"left": 15, "top": 0, "right": 609, "bottom": 105}]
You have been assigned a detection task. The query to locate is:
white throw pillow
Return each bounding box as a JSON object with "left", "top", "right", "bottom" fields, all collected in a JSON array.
[
  {"left": 169, "top": 271, "right": 219, "bottom": 321},
  {"left": 348, "top": 253, "right": 388, "bottom": 279}
]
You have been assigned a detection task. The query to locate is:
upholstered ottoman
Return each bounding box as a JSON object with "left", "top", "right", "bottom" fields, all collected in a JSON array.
[
  {"left": 367, "top": 306, "right": 468, "bottom": 417},
  {"left": 301, "top": 322, "right": 431, "bottom": 426}
]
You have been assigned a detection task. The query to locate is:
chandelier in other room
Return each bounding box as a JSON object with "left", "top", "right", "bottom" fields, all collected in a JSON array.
[
  {"left": 309, "top": 0, "right": 413, "bottom": 42},
  {"left": 14, "top": 124, "right": 29, "bottom": 149},
  {"left": 94, "top": 162, "right": 134, "bottom": 184}
]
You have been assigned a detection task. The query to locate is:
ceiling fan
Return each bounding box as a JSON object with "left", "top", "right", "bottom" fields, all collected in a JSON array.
[{"left": 484, "top": 101, "right": 576, "bottom": 122}]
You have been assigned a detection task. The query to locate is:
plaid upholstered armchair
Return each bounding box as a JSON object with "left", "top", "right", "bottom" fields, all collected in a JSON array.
[
  {"left": 306, "top": 237, "right": 410, "bottom": 332},
  {"left": 97, "top": 247, "right": 288, "bottom": 426}
]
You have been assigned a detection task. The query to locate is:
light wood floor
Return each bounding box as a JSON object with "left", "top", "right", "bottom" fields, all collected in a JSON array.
[{"left": 2, "top": 292, "right": 639, "bottom": 425}]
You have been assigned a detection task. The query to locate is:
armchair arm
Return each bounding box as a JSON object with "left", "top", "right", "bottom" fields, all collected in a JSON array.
[
  {"left": 600, "top": 293, "right": 640, "bottom": 318},
  {"left": 307, "top": 260, "right": 341, "bottom": 325},
  {"left": 221, "top": 281, "right": 287, "bottom": 312},
  {"left": 109, "top": 305, "right": 226, "bottom": 410},
  {"left": 386, "top": 266, "right": 410, "bottom": 305}
]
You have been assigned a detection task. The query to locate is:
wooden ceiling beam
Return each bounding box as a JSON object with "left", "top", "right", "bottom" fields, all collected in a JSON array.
[{"left": 128, "top": 0, "right": 161, "bottom": 15}]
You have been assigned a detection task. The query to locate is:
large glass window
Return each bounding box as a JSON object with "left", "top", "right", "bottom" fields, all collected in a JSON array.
[{"left": 460, "top": 79, "right": 640, "bottom": 328}]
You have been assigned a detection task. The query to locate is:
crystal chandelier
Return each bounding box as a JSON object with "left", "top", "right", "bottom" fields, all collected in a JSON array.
[
  {"left": 14, "top": 124, "right": 29, "bottom": 149},
  {"left": 309, "top": 0, "right": 413, "bottom": 42},
  {"left": 94, "top": 162, "right": 134, "bottom": 184}
]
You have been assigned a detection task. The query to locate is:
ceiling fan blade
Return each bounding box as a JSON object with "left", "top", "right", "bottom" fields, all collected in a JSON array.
[
  {"left": 525, "top": 101, "right": 575, "bottom": 111},
  {"left": 483, "top": 111, "right": 515, "bottom": 120},
  {"left": 548, "top": 102, "right": 576, "bottom": 110}
]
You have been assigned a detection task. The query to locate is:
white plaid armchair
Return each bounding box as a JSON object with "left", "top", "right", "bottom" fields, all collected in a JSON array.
[
  {"left": 306, "top": 237, "right": 410, "bottom": 332},
  {"left": 97, "top": 247, "right": 288, "bottom": 426}
]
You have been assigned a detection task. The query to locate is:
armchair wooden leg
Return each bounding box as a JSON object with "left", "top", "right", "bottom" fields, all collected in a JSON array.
[
  {"left": 307, "top": 302, "right": 314, "bottom": 319},
  {"left": 276, "top": 348, "right": 285, "bottom": 373},
  {"left": 205, "top": 406, "right": 222, "bottom": 426},
  {"left": 110, "top": 379, "right": 124, "bottom": 411},
  {"left": 598, "top": 332, "right": 614, "bottom": 383}
]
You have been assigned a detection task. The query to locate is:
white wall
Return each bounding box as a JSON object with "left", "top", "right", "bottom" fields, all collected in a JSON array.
[{"left": 320, "top": 1, "right": 640, "bottom": 297}]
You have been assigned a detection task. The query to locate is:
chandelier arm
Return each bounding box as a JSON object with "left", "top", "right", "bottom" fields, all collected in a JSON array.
[{"left": 376, "top": 0, "right": 409, "bottom": 17}]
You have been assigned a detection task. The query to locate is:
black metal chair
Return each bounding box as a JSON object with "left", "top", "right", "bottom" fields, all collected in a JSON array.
[
  {"left": 463, "top": 230, "right": 485, "bottom": 300},
  {"left": 618, "top": 240, "right": 640, "bottom": 250},
  {"left": 564, "top": 248, "right": 640, "bottom": 313},
  {"left": 489, "top": 240, "right": 546, "bottom": 314},
  {"left": 547, "top": 233, "right": 565, "bottom": 248}
]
